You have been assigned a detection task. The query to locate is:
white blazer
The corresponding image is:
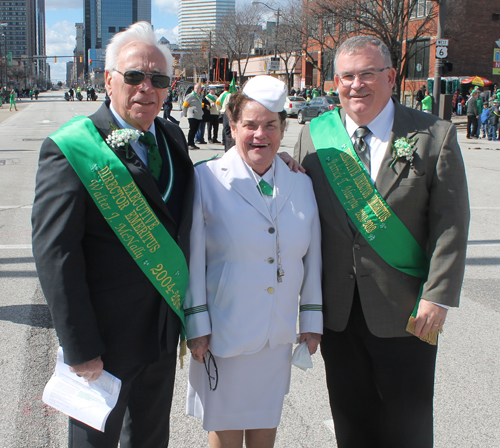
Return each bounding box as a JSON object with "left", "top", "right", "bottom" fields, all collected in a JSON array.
[{"left": 184, "top": 148, "right": 323, "bottom": 358}]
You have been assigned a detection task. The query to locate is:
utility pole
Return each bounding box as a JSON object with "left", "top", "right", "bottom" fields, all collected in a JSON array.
[{"left": 433, "top": 0, "right": 446, "bottom": 116}]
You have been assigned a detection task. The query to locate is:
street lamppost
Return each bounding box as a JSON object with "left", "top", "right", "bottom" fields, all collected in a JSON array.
[
  {"left": 0, "top": 23, "right": 7, "bottom": 90},
  {"left": 251, "top": 1, "right": 280, "bottom": 71}
]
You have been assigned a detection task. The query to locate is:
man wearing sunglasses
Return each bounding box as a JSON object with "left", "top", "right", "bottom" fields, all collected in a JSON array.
[
  {"left": 293, "top": 36, "right": 469, "bottom": 448},
  {"left": 32, "top": 21, "right": 194, "bottom": 448}
]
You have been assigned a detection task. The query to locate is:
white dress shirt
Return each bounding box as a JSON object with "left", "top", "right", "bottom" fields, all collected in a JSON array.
[
  {"left": 345, "top": 99, "right": 394, "bottom": 183},
  {"left": 109, "top": 103, "right": 156, "bottom": 168}
]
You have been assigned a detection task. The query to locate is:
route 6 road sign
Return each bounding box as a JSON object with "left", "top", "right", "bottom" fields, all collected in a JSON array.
[{"left": 436, "top": 46, "right": 448, "bottom": 59}]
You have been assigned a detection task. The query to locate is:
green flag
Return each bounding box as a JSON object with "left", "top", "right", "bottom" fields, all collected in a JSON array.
[{"left": 229, "top": 77, "right": 236, "bottom": 93}]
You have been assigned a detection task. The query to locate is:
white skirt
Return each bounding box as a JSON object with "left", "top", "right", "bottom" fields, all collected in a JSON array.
[{"left": 186, "top": 342, "right": 292, "bottom": 431}]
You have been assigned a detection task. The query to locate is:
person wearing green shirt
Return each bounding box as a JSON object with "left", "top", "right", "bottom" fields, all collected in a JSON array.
[{"left": 421, "top": 92, "right": 433, "bottom": 113}]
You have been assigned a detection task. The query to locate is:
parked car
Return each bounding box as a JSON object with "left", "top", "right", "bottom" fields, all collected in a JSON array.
[
  {"left": 284, "top": 96, "right": 306, "bottom": 117},
  {"left": 297, "top": 96, "right": 341, "bottom": 124}
]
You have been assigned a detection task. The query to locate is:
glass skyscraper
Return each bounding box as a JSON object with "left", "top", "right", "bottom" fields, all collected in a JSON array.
[
  {"left": 84, "top": 0, "right": 151, "bottom": 73},
  {"left": 178, "top": 0, "right": 235, "bottom": 49},
  {"left": 0, "top": 0, "right": 46, "bottom": 86}
]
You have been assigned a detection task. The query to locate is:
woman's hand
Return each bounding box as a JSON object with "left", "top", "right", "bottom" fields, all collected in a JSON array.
[
  {"left": 299, "top": 332, "right": 322, "bottom": 355},
  {"left": 278, "top": 152, "right": 306, "bottom": 173},
  {"left": 187, "top": 335, "right": 210, "bottom": 364}
]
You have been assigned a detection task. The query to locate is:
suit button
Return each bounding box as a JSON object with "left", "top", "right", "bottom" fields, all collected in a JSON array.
[
  {"left": 267, "top": 287, "right": 274, "bottom": 293},
  {"left": 349, "top": 274, "right": 355, "bottom": 279},
  {"left": 354, "top": 244, "right": 360, "bottom": 250},
  {"left": 268, "top": 227, "right": 275, "bottom": 234},
  {"left": 267, "top": 257, "right": 275, "bottom": 264}
]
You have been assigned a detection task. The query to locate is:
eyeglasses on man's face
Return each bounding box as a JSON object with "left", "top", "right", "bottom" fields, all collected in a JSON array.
[
  {"left": 336, "top": 66, "right": 391, "bottom": 87},
  {"left": 114, "top": 69, "right": 170, "bottom": 89}
]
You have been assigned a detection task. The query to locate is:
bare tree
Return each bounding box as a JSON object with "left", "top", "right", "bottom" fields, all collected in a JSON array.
[
  {"left": 282, "top": 0, "right": 347, "bottom": 92},
  {"left": 214, "top": 6, "right": 265, "bottom": 83},
  {"left": 314, "top": 0, "right": 438, "bottom": 99},
  {"left": 275, "top": 0, "right": 304, "bottom": 91}
]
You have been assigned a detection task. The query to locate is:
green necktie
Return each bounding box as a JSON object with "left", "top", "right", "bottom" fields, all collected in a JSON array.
[
  {"left": 257, "top": 179, "right": 273, "bottom": 196},
  {"left": 139, "top": 131, "right": 162, "bottom": 180}
]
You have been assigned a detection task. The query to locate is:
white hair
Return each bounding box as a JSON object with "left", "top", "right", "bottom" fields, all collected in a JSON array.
[{"left": 105, "top": 21, "right": 173, "bottom": 76}]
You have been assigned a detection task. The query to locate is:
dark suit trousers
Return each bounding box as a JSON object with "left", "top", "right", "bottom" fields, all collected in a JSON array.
[
  {"left": 321, "top": 290, "right": 437, "bottom": 448},
  {"left": 467, "top": 115, "right": 477, "bottom": 138},
  {"left": 187, "top": 118, "right": 201, "bottom": 146},
  {"left": 68, "top": 346, "right": 177, "bottom": 448}
]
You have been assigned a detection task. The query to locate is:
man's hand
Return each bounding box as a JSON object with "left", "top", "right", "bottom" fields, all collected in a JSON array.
[
  {"left": 278, "top": 152, "right": 306, "bottom": 173},
  {"left": 299, "top": 332, "right": 322, "bottom": 355},
  {"left": 187, "top": 335, "right": 210, "bottom": 364},
  {"left": 413, "top": 300, "right": 448, "bottom": 338},
  {"left": 69, "top": 356, "right": 103, "bottom": 382}
]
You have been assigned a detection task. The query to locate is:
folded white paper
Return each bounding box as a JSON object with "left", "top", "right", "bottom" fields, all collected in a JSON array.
[
  {"left": 291, "top": 341, "right": 314, "bottom": 371},
  {"left": 42, "top": 347, "right": 122, "bottom": 432}
]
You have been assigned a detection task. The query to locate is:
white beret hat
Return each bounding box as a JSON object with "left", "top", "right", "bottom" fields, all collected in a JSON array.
[{"left": 242, "top": 75, "right": 288, "bottom": 113}]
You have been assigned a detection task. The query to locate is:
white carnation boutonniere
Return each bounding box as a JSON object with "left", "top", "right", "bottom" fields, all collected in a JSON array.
[
  {"left": 106, "top": 124, "right": 143, "bottom": 159},
  {"left": 390, "top": 136, "right": 419, "bottom": 168}
]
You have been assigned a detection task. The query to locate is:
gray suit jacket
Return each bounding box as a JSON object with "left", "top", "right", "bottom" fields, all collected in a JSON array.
[
  {"left": 294, "top": 101, "right": 470, "bottom": 337},
  {"left": 32, "top": 102, "right": 194, "bottom": 367}
]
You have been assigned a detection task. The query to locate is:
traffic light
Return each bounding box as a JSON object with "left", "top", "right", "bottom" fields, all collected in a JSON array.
[
  {"left": 54, "top": 57, "right": 57, "bottom": 63},
  {"left": 79, "top": 56, "right": 83, "bottom": 63},
  {"left": 442, "top": 61, "right": 453, "bottom": 75},
  {"left": 89, "top": 59, "right": 92, "bottom": 66},
  {"left": 173, "top": 58, "right": 178, "bottom": 67}
]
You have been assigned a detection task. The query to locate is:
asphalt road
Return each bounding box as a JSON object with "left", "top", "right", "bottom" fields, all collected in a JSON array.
[{"left": 0, "top": 92, "right": 499, "bottom": 447}]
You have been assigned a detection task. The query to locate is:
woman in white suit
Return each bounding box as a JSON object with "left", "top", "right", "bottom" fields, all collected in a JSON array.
[{"left": 184, "top": 76, "right": 323, "bottom": 448}]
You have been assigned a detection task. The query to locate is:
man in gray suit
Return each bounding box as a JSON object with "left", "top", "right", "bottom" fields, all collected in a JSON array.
[
  {"left": 294, "top": 36, "right": 469, "bottom": 448},
  {"left": 32, "top": 22, "right": 194, "bottom": 448}
]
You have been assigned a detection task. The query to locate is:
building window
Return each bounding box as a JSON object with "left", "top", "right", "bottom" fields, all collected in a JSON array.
[
  {"left": 109, "top": 26, "right": 115, "bottom": 33},
  {"left": 406, "top": 39, "right": 430, "bottom": 79},
  {"left": 410, "top": 0, "right": 433, "bottom": 18}
]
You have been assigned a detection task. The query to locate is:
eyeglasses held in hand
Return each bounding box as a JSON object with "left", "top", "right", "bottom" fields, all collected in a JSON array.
[
  {"left": 203, "top": 350, "right": 218, "bottom": 391},
  {"left": 336, "top": 67, "right": 391, "bottom": 87},
  {"left": 114, "top": 69, "right": 170, "bottom": 89}
]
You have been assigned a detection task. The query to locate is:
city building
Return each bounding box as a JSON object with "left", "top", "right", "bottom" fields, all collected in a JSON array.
[
  {"left": 178, "top": 0, "right": 235, "bottom": 49},
  {"left": 72, "top": 23, "right": 84, "bottom": 87},
  {"left": 301, "top": 0, "right": 500, "bottom": 109},
  {"left": 0, "top": 0, "right": 47, "bottom": 88},
  {"left": 84, "top": 0, "right": 151, "bottom": 77}
]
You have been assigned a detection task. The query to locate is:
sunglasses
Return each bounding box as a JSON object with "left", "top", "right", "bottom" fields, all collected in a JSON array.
[{"left": 114, "top": 69, "right": 170, "bottom": 89}]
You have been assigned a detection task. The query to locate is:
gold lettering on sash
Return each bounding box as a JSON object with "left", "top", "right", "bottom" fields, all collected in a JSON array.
[
  {"left": 340, "top": 149, "right": 362, "bottom": 177},
  {"left": 367, "top": 195, "right": 391, "bottom": 222},
  {"left": 97, "top": 166, "right": 130, "bottom": 210},
  {"left": 353, "top": 173, "right": 374, "bottom": 199},
  {"left": 342, "top": 185, "right": 359, "bottom": 210},
  {"left": 355, "top": 209, "right": 369, "bottom": 223},
  {"left": 363, "top": 220, "right": 377, "bottom": 233},
  {"left": 125, "top": 210, "right": 161, "bottom": 253}
]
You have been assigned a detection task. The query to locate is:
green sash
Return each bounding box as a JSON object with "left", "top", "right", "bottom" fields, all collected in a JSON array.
[
  {"left": 309, "top": 110, "right": 439, "bottom": 344},
  {"left": 49, "top": 116, "right": 189, "bottom": 343}
]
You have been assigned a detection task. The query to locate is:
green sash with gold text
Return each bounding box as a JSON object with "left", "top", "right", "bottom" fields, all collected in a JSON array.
[
  {"left": 49, "top": 116, "right": 189, "bottom": 346},
  {"left": 309, "top": 110, "right": 439, "bottom": 344}
]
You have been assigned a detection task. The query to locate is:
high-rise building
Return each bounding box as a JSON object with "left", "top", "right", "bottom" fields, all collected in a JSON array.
[
  {"left": 0, "top": 0, "right": 46, "bottom": 87},
  {"left": 84, "top": 0, "right": 151, "bottom": 74},
  {"left": 178, "top": 0, "right": 235, "bottom": 49}
]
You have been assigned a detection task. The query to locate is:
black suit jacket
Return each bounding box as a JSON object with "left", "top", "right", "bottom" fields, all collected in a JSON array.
[{"left": 32, "top": 102, "right": 194, "bottom": 369}]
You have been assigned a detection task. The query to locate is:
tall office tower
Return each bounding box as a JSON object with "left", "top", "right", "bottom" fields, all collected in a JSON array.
[
  {"left": 0, "top": 0, "right": 46, "bottom": 87},
  {"left": 178, "top": 0, "right": 235, "bottom": 49},
  {"left": 84, "top": 0, "right": 151, "bottom": 74}
]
